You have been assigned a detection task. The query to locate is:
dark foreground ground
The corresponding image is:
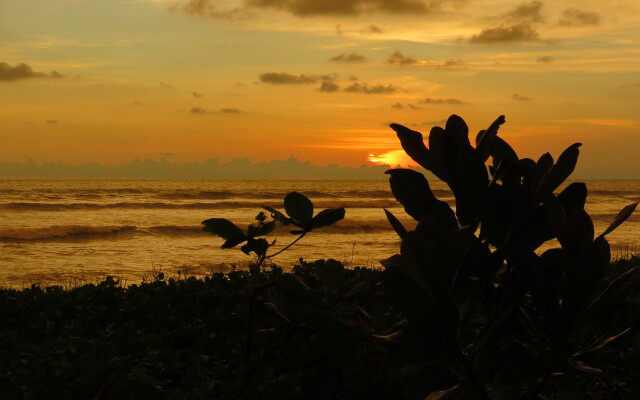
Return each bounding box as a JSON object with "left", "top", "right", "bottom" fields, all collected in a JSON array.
[{"left": 1, "top": 258, "right": 639, "bottom": 399}]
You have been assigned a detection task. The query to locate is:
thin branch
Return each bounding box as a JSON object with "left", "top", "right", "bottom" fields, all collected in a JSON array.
[{"left": 266, "top": 232, "right": 306, "bottom": 259}]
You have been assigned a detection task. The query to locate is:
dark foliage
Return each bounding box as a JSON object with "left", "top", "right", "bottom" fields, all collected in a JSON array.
[
  {"left": 2, "top": 115, "right": 638, "bottom": 399},
  {"left": 382, "top": 114, "right": 639, "bottom": 399},
  {"left": 202, "top": 191, "right": 345, "bottom": 265},
  {"left": 1, "top": 258, "right": 639, "bottom": 399}
]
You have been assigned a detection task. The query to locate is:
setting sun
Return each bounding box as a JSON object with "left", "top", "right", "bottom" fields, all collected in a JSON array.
[{"left": 368, "top": 150, "right": 415, "bottom": 167}]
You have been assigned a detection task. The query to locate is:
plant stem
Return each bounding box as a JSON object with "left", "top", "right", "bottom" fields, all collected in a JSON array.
[{"left": 266, "top": 232, "right": 306, "bottom": 259}]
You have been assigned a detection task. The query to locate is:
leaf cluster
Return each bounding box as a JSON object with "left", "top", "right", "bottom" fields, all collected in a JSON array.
[
  {"left": 202, "top": 192, "right": 345, "bottom": 264},
  {"left": 382, "top": 114, "right": 639, "bottom": 399}
]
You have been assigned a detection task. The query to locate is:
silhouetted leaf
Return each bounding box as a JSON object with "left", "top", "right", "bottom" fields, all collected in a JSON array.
[
  {"left": 390, "top": 123, "right": 433, "bottom": 172},
  {"left": 255, "top": 211, "right": 266, "bottom": 221},
  {"left": 384, "top": 208, "right": 407, "bottom": 239},
  {"left": 428, "top": 126, "right": 454, "bottom": 180},
  {"left": 537, "top": 152, "right": 554, "bottom": 177},
  {"left": 379, "top": 254, "right": 403, "bottom": 269},
  {"left": 520, "top": 158, "right": 539, "bottom": 195},
  {"left": 400, "top": 230, "right": 438, "bottom": 298},
  {"left": 475, "top": 115, "right": 505, "bottom": 163},
  {"left": 445, "top": 114, "right": 470, "bottom": 148},
  {"left": 562, "top": 239, "right": 607, "bottom": 321},
  {"left": 450, "top": 144, "right": 489, "bottom": 226},
  {"left": 246, "top": 220, "right": 276, "bottom": 237},
  {"left": 222, "top": 236, "right": 246, "bottom": 249},
  {"left": 240, "top": 237, "right": 269, "bottom": 256},
  {"left": 544, "top": 143, "right": 581, "bottom": 193},
  {"left": 309, "top": 208, "right": 345, "bottom": 229},
  {"left": 263, "top": 206, "right": 291, "bottom": 225},
  {"left": 490, "top": 137, "right": 519, "bottom": 184},
  {"left": 598, "top": 202, "right": 638, "bottom": 238},
  {"left": 594, "top": 235, "right": 611, "bottom": 265},
  {"left": 557, "top": 182, "right": 587, "bottom": 217},
  {"left": 252, "top": 238, "right": 269, "bottom": 257},
  {"left": 284, "top": 192, "right": 314, "bottom": 225},
  {"left": 574, "top": 328, "right": 631, "bottom": 357},
  {"left": 558, "top": 208, "right": 594, "bottom": 254},
  {"left": 386, "top": 168, "right": 457, "bottom": 229},
  {"left": 240, "top": 242, "right": 252, "bottom": 255},
  {"left": 532, "top": 190, "right": 565, "bottom": 245},
  {"left": 201, "top": 218, "right": 244, "bottom": 239}
]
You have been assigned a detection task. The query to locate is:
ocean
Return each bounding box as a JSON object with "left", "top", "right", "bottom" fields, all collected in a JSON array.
[{"left": 1, "top": 179, "right": 638, "bottom": 287}]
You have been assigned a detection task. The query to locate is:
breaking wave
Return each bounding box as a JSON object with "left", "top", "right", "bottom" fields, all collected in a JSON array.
[
  {"left": 0, "top": 219, "right": 401, "bottom": 243},
  {"left": 0, "top": 225, "right": 139, "bottom": 242},
  {"left": 1, "top": 199, "right": 402, "bottom": 211}
]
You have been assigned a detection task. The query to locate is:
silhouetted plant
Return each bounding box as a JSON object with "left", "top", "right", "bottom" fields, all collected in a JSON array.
[
  {"left": 380, "top": 114, "right": 638, "bottom": 399},
  {"left": 202, "top": 191, "right": 345, "bottom": 268}
]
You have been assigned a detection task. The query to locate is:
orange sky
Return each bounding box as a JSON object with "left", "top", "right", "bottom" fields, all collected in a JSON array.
[{"left": 1, "top": 0, "right": 639, "bottom": 177}]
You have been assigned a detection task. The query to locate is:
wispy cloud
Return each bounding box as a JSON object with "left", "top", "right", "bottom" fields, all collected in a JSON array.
[
  {"left": 220, "top": 107, "right": 242, "bottom": 113},
  {"left": 421, "top": 97, "right": 467, "bottom": 105},
  {"left": 512, "top": 93, "right": 533, "bottom": 101},
  {"left": 469, "top": 23, "right": 541, "bottom": 44},
  {"left": 391, "top": 102, "right": 421, "bottom": 109},
  {"left": 364, "top": 24, "right": 384, "bottom": 34},
  {"left": 498, "top": 1, "right": 545, "bottom": 23},
  {"left": 190, "top": 106, "right": 209, "bottom": 114},
  {"left": 386, "top": 51, "right": 463, "bottom": 67},
  {"left": 319, "top": 81, "right": 340, "bottom": 92},
  {"left": 558, "top": 8, "right": 600, "bottom": 27},
  {"left": 192, "top": 92, "right": 203, "bottom": 97},
  {"left": 175, "top": 0, "right": 444, "bottom": 18},
  {"left": 469, "top": 2, "right": 551, "bottom": 45},
  {"left": 536, "top": 55, "right": 554, "bottom": 63},
  {"left": 0, "top": 62, "right": 63, "bottom": 82},
  {"left": 344, "top": 82, "right": 400, "bottom": 94},
  {"left": 190, "top": 106, "right": 242, "bottom": 114},
  {"left": 173, "top": 0, "right": 249, "bottom": 19},
  {"left": 239, "top": 0, "right": 433, "bottom": 17},
  {"left": 386, "top": 50, "right": 418, "bottom": 65},
  {"left": 330, "top": 52, "right": 366, "bottom": 63},
  {"left": 259, "top": 72, "right": 329, "bottom": 84}
]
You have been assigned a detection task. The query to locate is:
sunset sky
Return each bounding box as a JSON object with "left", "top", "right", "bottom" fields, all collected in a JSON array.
[{"left": 1, "top": 0, "right": 639, "bottom": 177}]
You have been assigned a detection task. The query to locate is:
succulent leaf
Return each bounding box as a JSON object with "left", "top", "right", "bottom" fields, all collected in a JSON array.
[
  {"left": 544, "top": 143, "right": 581, "bottom": 193},
  {"left": 390, "top": 123, "right": 433, "bottom": 171},
  {"left": 384, "top": 208, "right": 407, "bottom": 239},
  {"left": 557, "top": 182, "right": 587, "bottom": 217},
  {"left": 445, "top": 114, "right": 471, "bottom": 148},
  {"left": 428, "top": 126, "right": 454, "bottom": 181},
  {"left": 558, "top": 208, "right": 594, "bottom": 254},
  {"left": 598, "top": 202, "right": 638, "bottom": 239},
  {"left": 386, "top": 168, "right": 457, "bottom": 229},
  {"left": 475, "top": 115, "right": 506, "bottom": 163}
]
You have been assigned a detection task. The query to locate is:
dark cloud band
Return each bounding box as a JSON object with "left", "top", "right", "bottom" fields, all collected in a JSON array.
[{"left": 0, "top": 62, "right": 62, "bottom": 82}]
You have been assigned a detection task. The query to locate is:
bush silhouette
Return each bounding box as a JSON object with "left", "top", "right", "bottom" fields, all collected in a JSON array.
[{"left": 380, "top": 114, "right": 638, "bottom": 398}]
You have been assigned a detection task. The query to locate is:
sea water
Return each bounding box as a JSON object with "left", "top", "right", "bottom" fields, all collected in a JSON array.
[{"left": 1, "top": 179, "right": 638, "bottom": 287}]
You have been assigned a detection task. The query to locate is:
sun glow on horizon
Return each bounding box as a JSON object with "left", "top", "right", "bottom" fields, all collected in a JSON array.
[{"left": 368, "top": 150, "right": 416, "bottom": 167}]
